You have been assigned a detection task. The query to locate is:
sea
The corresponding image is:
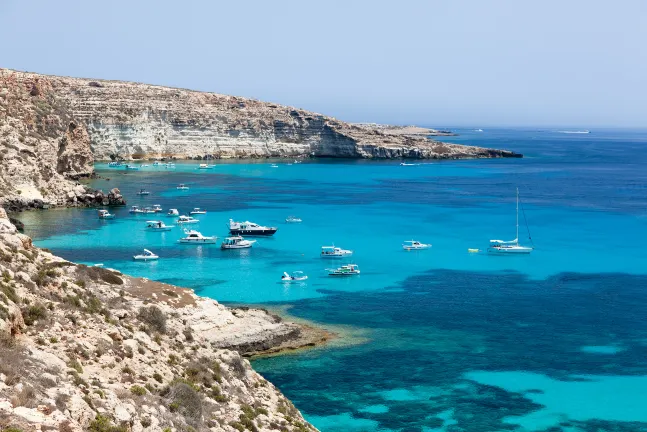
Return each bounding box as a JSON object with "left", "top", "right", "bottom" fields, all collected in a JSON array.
[{"left": 15, "top": 128, "right": 647, "bottom": 432}]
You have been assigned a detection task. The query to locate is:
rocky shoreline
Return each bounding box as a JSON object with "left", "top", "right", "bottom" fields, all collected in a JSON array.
[{"left": 0, "top": 208, "right": 323, "bottom": 431}]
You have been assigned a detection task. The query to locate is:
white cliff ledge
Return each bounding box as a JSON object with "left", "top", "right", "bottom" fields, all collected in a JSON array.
[{"left": 0, "top": 208, "right": 326, "bottom": 431}]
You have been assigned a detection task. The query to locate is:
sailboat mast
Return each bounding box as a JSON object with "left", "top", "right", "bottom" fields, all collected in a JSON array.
[{"left": 516, "top": 187, "right": 519, "bottom": 244}]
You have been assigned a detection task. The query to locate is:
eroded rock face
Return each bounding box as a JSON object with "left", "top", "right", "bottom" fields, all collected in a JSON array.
[
  {"left": 0, "top": 211, "right": 320, "bottom": 432},
  {"left": 2, "top": 68, "right": 521, "bottom": 163}
]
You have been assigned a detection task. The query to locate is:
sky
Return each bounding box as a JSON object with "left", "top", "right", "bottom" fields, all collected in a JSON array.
[{"left": 1, "top": 0, "right": 645, "bottom": 128}]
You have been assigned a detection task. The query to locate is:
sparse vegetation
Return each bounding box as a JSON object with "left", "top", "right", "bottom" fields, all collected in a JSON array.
[
  {"left": 137, "top": 306, "right": 166, "bottom": 333},
  {"left": 130, "top": 385, "right": 147, "bottom": 396},
  {"left": 22, "top": 303, "right": 48, "bottom": 326},
  {"left": 88, "top": 414, "right": 128, "bottom": 432}
]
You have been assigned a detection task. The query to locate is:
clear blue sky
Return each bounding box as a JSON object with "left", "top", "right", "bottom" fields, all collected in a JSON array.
[{"left": 1, "top": 0, "right": 645, "bottom": 127}]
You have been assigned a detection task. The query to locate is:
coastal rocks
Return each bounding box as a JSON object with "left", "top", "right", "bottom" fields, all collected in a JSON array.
[{"left": 0, "top": 209, "right": 320, "bottom": 432}]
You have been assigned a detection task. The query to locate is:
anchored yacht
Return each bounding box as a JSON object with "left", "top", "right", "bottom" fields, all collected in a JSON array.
[
  {"left": 228, "top": 219, "right": 277, "bottom": 236},
  {"left": 178, "top": 229, "right": 217, "bottom": 244},
  {"left": 321, "top": 246, "right": 353, "bottom": 258},
  {"left": 221, "top": 236, "right": 256, "bottom": 249},
  {"left": 488, "top": 188, "right": 534, "bottom": 255}
]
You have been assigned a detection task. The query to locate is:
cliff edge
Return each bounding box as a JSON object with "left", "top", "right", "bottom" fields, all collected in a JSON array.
[{"left": 0, "top": 208, "right": 323, "bottom": 431}]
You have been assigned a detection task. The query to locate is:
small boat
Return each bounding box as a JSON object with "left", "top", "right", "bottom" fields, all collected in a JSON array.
[
  {"left": 97, "top": 209, "right": 115, "bottom": 219},
  {"left": 146, "top": 220, "right": 173, "bottom": 231},
  {"left": 281, "top": 271, "right": 308, "bottom": 282},
  {"left": 328, "top": 264, "right": 360, "bottom": 276},
  {"left": 285, "top": 216, "right": 302, "bottom": 223},
  {"left": 177, "top": 215, "right": 199, "bottom": 224},
  {"left": 166, "top": 208, "right": 179, "bottom": 217},
  {"left": 142, "top": 207, "right": 157, "bottom": 214},
  {"left": 400, "top": 162, "right": 418, "bottom": 166},
  {"left": 152, "top": 204, "right": 163, "bottom": 213},
  {"left": 125, "top": 164, "right": 139, "bottom": 170},
  {"left": 108, "top": 161, "right": 123, "bottom": 167},
  {"left": 198, "top": 163, "right": 212, "bottom": 169},
  {"left": 166, "top": 162, "right": 176, "bottom": 168},
  {"left": 221, "top": 236, "right": 256, "bottom": 249},
  {"left": 270, "top": 164, "right": 279, "bottom": 168},
  {"left": 488, "top": 188, "right": 534, "bottom": 255},
  {"left": 176, "top": 184, "right": 189, "bottom": 190},
  {"left": 136, "top": 189, "right": 150, "bottom": 196},
  {"left": 133, "top": 249, "right": 159, "bottom": 261},
  {"left": 178, "top": 229, "right": 218, "bottom": 244},
  {"left": 141, "top": 164, "right": 150, "bottom": 167},
  {"left": 321, "top": 246, "right": 353, "bottom": 258},
  {"left": 152, "top": 161, "right": 161, "bottom": 166},
  {"left": 293, "top": 160, "right": 302, "bottom": 164},
  {"left": 228, "top": 219, "right": 277, "bottom": 236},
  {"left": 468, "top": 248, "right": 480, "bottom": 253},
  {"left": 402, "top": 240, "right": 432, "bottom": 251},
  {"left": 189, "top": 208, "right": 207, "bottom": 215},
  {"left": 129, "top": 205, "right": 144, "bottom": 214}
]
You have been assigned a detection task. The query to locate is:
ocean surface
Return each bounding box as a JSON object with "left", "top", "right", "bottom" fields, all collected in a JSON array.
[{"left": 16, "top": 128, "right": 647, "bottom": 432}]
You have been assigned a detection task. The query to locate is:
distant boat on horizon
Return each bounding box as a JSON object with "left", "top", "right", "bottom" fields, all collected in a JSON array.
[{"left": 558, "top": 130, "right": 590, "bottom": 134}]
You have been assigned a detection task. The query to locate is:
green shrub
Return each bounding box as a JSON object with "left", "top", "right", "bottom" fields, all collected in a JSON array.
[
  {"left": 130, "top": 385, "right": 147, "bottom": 396},
  {"left": 1, "top": 283, "right": 19, "bottom": 303},
  {"left": 67, "top": 358, "right": 83, "bottom": 373},
  {"left": 88, "top": 414, "right": 128, "bottom": 432},
  {"left": 137, "top": 306, "right": 166, "bottom": 333},
  {"left": 22, "top": 304, "right": 48, "bottom": 326},
  {"left": 153, "top": 372, "right": 163, "bottom": 383}
]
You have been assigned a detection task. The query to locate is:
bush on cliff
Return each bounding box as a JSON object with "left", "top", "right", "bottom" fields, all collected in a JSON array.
[{"left": 137, "top": 306, "right": 166, "bottom": 333}]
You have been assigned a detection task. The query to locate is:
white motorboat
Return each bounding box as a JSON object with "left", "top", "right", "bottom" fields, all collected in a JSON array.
[
  {"left": 285, "top": 216, "right": 302, "bottom": 223},
  {"left": 152, "top": 204, "right": 163, "bottom": 213},
  {"left": 166, "top": 208, "right": 179, "bottom": 217},
  {"left": 221, "top": 236, "right": 256, "bottom": 249},
  {"left": 108, "top": 161, "right": 123, "bottom": 167},
  {"left": 321, "top": 245, "right": 353, "bottom": 258},
  {"left": 281, "top": 271, "right": 308, "bottom": 282},
  {"left": 125, "top": 164, "right": 139, "bottom": 170},
  {"left": 133, "top": 249, "right": 159, "bottom": 261},
  {"left": 152, "top": 161, "right": 161, "bottom": 166},
  {"left": 97, "top": 209, "right": 115, "bottom": 219},
  {"left": 129, "top": 205, "right": 144, "bottom": 214},
  {"left": 176, "top": 184, "right": 189, "bottom": 190},
  {"left": 270, "top": 164, "right": 279, "bottom": 168},
  {"left": 142, "top": 207, "right": 157, "bottom": 214},
  {"left": 228, "top": 219, "right": 277, "bottom": 236},
  {"left": 402, "top": 240, "right": 432, "bottom": 251},
  {"left": 328, "top": 264, "right": 360, "bottom": 276},
  {"left": 488, "top": 188, "right": 534, "bottom": 255},
  {"left": 141, "top": 164, "right": 149, "bottom": 167},
  {"left": 189, "top": 208, "right": 207, "bottom": 215},
  {"left": 178, "top": 229, "right": 217, "bottom": 244},
  {"left": 198, "top": 163, "right": 212, "bottom": 169},
  {"left": 146, "top": 220, "right": 173, "bottom": 231},
  {"left": 177, "top": 215, "right": 199, "bottom": 224}
]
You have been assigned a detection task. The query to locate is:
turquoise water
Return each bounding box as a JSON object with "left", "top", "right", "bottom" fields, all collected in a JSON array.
[{"left": 16, "top": 128, "right": 647, "bottom": 431}]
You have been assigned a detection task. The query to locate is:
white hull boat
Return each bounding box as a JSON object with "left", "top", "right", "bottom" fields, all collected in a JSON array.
[
  {"left": 98, "top": 209, "right": 115, "bottom": 219},
  {"left": 129, "top": 206, "right": 144, "bottom": 214},
  {"left": 221, "top": 236, "right": 256, "bottom": 249},
  {"left": 328, "top": 264, "right": 360, "bottom": 276},
  {"left": 133, "top": 249, "right": 158, "bottom": 261},
  {"left": 177, "top": 215, "right": 199, "bottom": 224},
  {"left": 176, "top": 184, "right": 189, "bottom": 190},
  {"left": 403, "top": 240, "right": 431, "bottom": 251},
  {"left": 281, "top": 271, "right": 308, "bottom": 282},
  {"left": 146, "top": 221, "right": 173, "bottom": 231},
  {"left": 166, "top": 209, "right": 179, "bottom": 217},
  {"left": 285, "top": 216, "right": 302, "bottom": 223},
  {"left": 321, "top": 246, "right": 353, "bottom": 258},
  {"left": 152, "top": 205, "right": 163, "bottom": 213},
  {"left": 178, "top": 229, "right": 217, "bottom": 244},
  {"left": 488, "top": 188, "right": 534, "bottom": 255},
  {"left": 190, "top": 208, "right": 207, "bottom": 215},
  {"left": 198, "top": 164, "right": 212, "bottom": 169}
]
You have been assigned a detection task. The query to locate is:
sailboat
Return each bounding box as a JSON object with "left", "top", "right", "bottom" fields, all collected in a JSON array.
[{"left": 488, "top": 188, "right": 534, "bottom": 254}]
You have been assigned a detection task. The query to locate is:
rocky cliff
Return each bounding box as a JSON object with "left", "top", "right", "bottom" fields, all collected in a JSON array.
[
  {"left": 2, "top": 68, "right": 521, "bottom": 163},
  {"left": 0, "top": 209, "right": 324, "bottom": 431}
]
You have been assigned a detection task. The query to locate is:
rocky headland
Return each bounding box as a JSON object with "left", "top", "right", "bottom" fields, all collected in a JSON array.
[
  {"left": 1, "top": 67, "right": 521, "bottom": 210},
  {"left": 0, "top": 208, "right": 327, "bottom": 431}
]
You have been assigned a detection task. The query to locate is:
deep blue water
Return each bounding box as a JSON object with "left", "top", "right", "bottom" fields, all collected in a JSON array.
[{"left": 16, "top": 127, "right": 647, "bottom": 431}]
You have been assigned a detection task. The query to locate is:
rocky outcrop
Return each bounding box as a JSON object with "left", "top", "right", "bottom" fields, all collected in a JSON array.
[
  {"left": 0, "top": 71, "right": 98, "bottom": 211},
  {"left": 0, "top": 209, "right": 322, "bottom": 431},
  {"left": 2, "top": 68, "right": 521, "bottom": 163}
]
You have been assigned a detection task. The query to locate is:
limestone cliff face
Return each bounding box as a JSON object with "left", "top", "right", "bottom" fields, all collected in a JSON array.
[
  {"left": 0, "top": 71, "right": 96, "bottom": 208},
  {"left": 2, "top": 68, "right": 521, "bottom": 163}
]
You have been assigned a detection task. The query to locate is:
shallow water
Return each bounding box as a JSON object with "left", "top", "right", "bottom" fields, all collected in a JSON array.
[{"left": 17, "top": 127, "right": 647, "bottom": 431}]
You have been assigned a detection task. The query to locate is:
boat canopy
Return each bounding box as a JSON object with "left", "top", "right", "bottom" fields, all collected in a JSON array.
[
  {"left": 489, "top": 239, "right": 518, "bottom": 245},
  {"left": 143, "top": 249, "right": 154, "bottom": 255}
]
